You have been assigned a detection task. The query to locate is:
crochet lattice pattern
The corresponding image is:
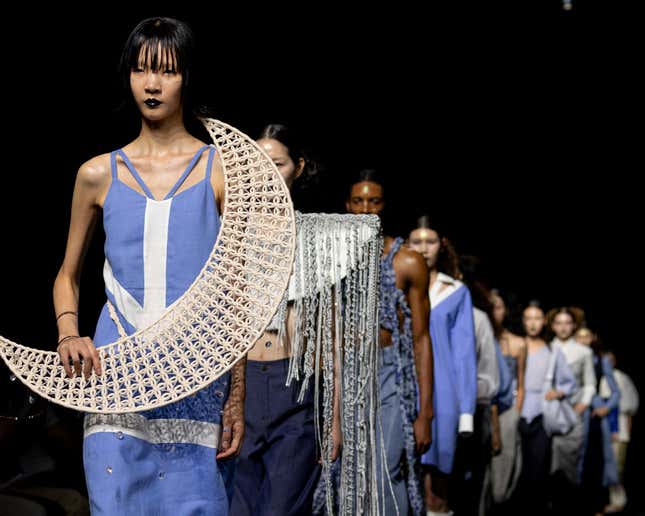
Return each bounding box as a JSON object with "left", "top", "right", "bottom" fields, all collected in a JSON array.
[{"left": 0, "top": 119, "right": 296, "bottom": 413}]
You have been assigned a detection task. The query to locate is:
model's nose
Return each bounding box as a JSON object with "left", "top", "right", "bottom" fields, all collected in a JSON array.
[{"left": 144, "top": 72, "right": 161, "bottom": 94}]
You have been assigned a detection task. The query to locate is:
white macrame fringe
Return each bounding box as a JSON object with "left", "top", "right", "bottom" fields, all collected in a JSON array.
[{"left": 268, "top": 212, "right": 382, "bottom": 516}]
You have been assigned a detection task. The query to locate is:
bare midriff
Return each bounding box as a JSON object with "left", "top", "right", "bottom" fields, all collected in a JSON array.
[{"left": 247, "top": 305, "right": 296, "bottom": 361}]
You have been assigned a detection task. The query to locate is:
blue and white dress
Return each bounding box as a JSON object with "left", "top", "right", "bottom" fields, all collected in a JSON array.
[
  {"left": 83, "top": 145, "right": 231, "bottom": 515},
  {"left": 421, "top": 273, "right": 477, "bottom": 474}
]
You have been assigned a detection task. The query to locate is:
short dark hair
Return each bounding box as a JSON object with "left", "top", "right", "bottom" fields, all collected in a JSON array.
[{"left": 348, "top": 169, "right": 385, "bottom": 195}]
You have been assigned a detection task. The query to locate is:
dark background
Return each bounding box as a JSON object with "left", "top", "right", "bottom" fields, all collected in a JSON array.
[{"left": 1, "top": 0, "right": 642, "bottom": 512}]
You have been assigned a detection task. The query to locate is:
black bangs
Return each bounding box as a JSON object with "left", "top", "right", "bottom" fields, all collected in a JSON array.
[
  {"left": 134, "top": 42, "right": 179, "bottom": 73},
  {"left": 119, "top": 17, "right": 194, "bottom": 91}
]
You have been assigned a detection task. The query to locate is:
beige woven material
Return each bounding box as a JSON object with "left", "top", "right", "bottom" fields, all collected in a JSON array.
[{"left": 0, "top": 118, "right": 296, "bottom": 413}]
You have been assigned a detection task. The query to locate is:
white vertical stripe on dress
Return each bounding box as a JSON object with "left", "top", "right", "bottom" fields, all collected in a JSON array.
[{"left": 141, "top": 198, "right": 172, "bottom": 328}]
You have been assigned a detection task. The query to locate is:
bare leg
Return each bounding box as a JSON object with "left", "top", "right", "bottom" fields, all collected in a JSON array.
[{"left": 424, "top": 467, "right": 450, "bottom": 513}]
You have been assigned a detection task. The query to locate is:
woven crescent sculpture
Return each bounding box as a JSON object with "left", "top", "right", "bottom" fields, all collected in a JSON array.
[{"left": 0, "top": 118, "right": 296, "bottom": 413}]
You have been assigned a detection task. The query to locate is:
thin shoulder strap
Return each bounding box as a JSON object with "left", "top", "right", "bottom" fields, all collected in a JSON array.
[
  {"left": 110, "top": 151, "right": 119, "bottom": 180},
  {"left": 164, "top": 145, "right": 210, "bottom": 200},
  {"left": 116, "top": 149, "right": 155, "bottom": 199},
  {"left": 204, "top": 146, "right": 217, "bottom": 181},
  {"left": 390, "top": 237, "right": 404, "bottom": 257}
]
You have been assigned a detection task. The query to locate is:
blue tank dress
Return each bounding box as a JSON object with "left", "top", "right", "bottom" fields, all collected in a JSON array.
[{"left": 83, "top": 145, "right": 231, "bottom": 515}]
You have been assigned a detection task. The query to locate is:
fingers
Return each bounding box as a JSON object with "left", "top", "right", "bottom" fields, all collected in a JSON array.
[
  {"left": 216, "top": 425, "right": 234, "bottom": 460},
  {"left": 217, "top": 420, "right": 244, "bottom": 460},
  {"left": 228, "top": 429, "right": 242, "bottom": 457},
  {"left": 217, "top": 448, "right": 236, "bottom": 460},
  {"left": 70, "top": 347, "right": 82, "bottom": 377},
  {"left": 81, "top": 341, "right": 93, "bottom": 378},
  {"left": 58, "top": 337, "right": 101, "bottom": 378},
  {"left": 59, "top": 345, "right": 73, "bottom": 378},
  {"left": 320, "top": 444, "right": 342, "bottom": 464},
  {"left": 221, "top": 426, "right": 232, "bottom": 450},
  {"left": 85, "top": 338, "right": 102, "bottom": 376},
  {"left": 416, "top": 438, "right": 431, "bottom": 456}
]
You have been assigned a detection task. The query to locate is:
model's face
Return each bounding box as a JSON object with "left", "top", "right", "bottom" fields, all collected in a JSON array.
[
  {"left": 552, "top": 313, "right": 575, "bottom": 340},
  {"left": 257, "top": 138, "right": 303, "bottom": 190},
  {"left": 574, "top": 328, "right": 594, "bottom": 347},
  {"left": 523, "top": 306, "right": 545, "bottom": 337},
  {"left": 346, "top": 181, "right": 384, "bottom": 215},
  {"left": 491, "top": 293, "right": 506, "bottom": 326},
  {"left": 408, "top": 228, "right": 441, "bottom": 269},
  {"left": 130, "top": 45, "right": 183, "bottom": 121}
]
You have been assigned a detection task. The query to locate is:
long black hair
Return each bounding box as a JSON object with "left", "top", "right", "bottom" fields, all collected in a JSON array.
[
  {"left": 460, "top": 255, "right": 494, "bottom": 323},
  {"left": 258, "top": 123, "right": 322, "bottom": 210},
  {"left": 490, "top": 288, "right": 524, "bottom": 337}
]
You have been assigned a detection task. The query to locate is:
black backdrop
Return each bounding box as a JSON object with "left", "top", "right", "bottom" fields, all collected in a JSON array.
[{"left": 1, "top": 0, "right": 642, "bottom": 510}]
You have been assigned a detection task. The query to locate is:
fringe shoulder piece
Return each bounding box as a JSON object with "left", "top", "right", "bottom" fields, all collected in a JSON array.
[
  {"left": 269, "top": 212, "right": 383, "bottom": 516},
  {"left": 0, "top": 118, "right": 296, "bottom": 413}
]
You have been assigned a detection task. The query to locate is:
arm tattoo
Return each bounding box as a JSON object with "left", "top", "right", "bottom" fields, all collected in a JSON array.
[{"left": 224, "top": 358, "right": 246, "bottom": 416}]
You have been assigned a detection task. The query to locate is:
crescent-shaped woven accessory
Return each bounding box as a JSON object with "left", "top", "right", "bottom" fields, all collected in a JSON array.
[{"left": 0, "top": 118, "right": 296, "bottom": 413}]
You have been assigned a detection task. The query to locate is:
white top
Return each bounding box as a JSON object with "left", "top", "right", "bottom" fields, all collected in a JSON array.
[
  {"left": 600, "top": 368, "right": 639, "bottom": 442},
  {"left": 429, "top": 272, "right": 464, "bottom": 308},
  {"left": 473, "top": 307, "right": 500, "bottom": 405},
  {"left": 553, "top": 337, "right": 596, "bottom": 406}
]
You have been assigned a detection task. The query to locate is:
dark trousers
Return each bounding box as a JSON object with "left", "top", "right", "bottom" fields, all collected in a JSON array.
[
  {"left": 451, "top": 404, "right": 492, "bottom": 516},
  {"left": 230, "top": 358, "right": 321, "bottom": 516},
  {"left": 516, "top": 415, "right": 551, "bottom": 516},
  {"left": 580, "top": 416, "right": 608, "bottom": 515}
]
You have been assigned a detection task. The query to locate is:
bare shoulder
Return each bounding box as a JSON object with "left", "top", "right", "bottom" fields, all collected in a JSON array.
[
  {"left": 209, "top": 148, "right": 225, "bottom": 199},
  {"left": 211, "top": 150, "right": 224, "bottom": 179},
  {"left": 77, "top": 153, "right": 112, "bottom": 189},
  {"left": 394, "top": 246, "right": 428, "bottom": 282},
  {"left": 509, "top": 332, "right": 527, "bottom": 356}
]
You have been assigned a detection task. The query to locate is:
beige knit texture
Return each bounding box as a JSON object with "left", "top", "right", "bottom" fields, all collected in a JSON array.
[{"left": 0, "top": 118, "right": 296, "bottom": 413}]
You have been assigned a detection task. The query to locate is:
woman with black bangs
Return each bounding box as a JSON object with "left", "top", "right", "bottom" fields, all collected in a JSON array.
[{"left": 53, "top": 17, "right": 244, "bottom": 514}]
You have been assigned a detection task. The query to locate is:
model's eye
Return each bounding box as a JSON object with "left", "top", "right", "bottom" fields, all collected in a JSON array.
[{"left": 164, "top": 68, "right": 177, "bottom": 74}]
